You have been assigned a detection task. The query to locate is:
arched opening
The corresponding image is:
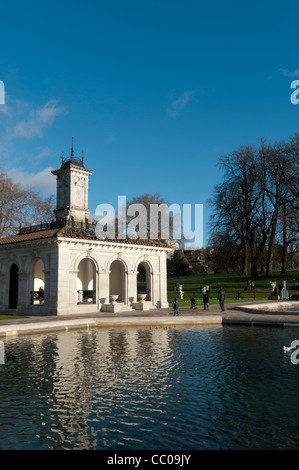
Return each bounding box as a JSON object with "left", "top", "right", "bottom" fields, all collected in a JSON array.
[
  {"left": 33, "top": 259, "right": 45, "bottom": 291},
  {"left": 77, "top": 258, "right": 96, "bottom": 304},
  {"left": 9, "top": 264, "right": 19, "bottom": 309},
  {"left": 110, "top": 260, "right": 125, "bottom": 303},
  {"left": 137, "top": 261, "right": 152, "bottom": 301},
  {"left": 31, "top": 258, "right": 45, "bottom": 305}
]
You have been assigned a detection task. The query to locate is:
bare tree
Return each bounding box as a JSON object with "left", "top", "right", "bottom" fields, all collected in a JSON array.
[
  {"left": 209, "top": 133, "right": 299, "bottom": 276},
  {"left": 126, "top": 192, "right": 180, "bottom": 246},
  {"left": 0, "top": 170, "right": 55, "bottom": 238},
  {"left": 258, "top": 138, "right": 298, "bottom": 275},
  {"left": 209, "top": 144, "right": 262, "bottom": 275}
]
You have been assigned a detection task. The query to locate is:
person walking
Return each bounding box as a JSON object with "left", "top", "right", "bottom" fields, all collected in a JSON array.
[
  {"left": 190, "top": 296, "right": 197, "bottom": 309},
  {"left": 218, "top": 287, "right": 226, "bottom": 312},
  {"left": 173, "top": 297, "right": 180, "bottom": 316},
  {"left": 203, "top": 287, "right": 210, "bottom": 310}
]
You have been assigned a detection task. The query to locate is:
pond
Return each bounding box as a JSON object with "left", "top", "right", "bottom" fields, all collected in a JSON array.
[{"left": 1, "top": 324, "right": 299, "bottom": 450}]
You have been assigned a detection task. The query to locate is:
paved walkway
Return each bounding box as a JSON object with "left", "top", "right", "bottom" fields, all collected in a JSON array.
[{"left": 0, "top": 302, "right": 299, "bottom": 337}]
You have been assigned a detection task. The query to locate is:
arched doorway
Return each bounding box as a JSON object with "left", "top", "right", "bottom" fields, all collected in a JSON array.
[
  {"left": 33, "top": 259, "right": 45, "bottom": 291},
  {"left": 77, "top": 258, "right": 96, "bottom": 304},
  {"left": 31, "top": 258, "right": 45, "bottom": 305},
  {"left": 137, "top": 261, "right": 152, "bottom": 301},
  {"left": 110, "top": 260, "right": 125, "bottom": 303},
  {"left": 9, "top": 264, "right": 19, "bottom": 309}
]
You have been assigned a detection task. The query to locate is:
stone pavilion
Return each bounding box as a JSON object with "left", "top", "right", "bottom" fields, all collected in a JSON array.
[{"left": 0, "top": 142, "right": 171, "bottom": 316}]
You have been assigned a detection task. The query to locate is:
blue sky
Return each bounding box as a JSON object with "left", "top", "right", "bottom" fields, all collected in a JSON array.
[{"left": 0, "top": 0, "right": 299, "bottom": 246}]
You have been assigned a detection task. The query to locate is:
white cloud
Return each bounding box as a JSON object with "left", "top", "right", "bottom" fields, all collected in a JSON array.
[
  {"left": 168, "top": 90, "right": 193, "bottom": 117},
  {"left": 0, "top": 96, "right": 67, "bottom": 173},
  {"left": 12, "top": 99, "right": 67, "bottom": 140},
  {"left": 35, "top": 146, "right": 56, "bottom": 160},
  {"left": 0, "top": 96, "right": 29, "bottom": 121},
  {"left": 6, "top": 167, "right": 56, "bottom": 194},
  {"left": 279, "top": 68, "right": 299, "bottom": 78},
  {"left": 0, "top": 96, "right": 67, "bottom": 196}
]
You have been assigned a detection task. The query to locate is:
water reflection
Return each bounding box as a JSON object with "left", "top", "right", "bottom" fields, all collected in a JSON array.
[{"left": 1, "top": 325, "right": 299, "bottom": 450}]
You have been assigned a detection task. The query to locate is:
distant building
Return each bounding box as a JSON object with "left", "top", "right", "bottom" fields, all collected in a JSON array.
[
  {"left": 183, "top": 250, "right": 203, "bottom": 265},
  {"left": 0, "top": 141, "right": 171, "bottom": 316}
]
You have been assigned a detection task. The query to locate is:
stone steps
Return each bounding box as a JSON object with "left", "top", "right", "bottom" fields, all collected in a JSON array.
[
  {"left": 102, "top": 301, "right": 135, "bottom": 313},
  {"left": 115, "top": 302, "right": 135, "bottom": 311}
]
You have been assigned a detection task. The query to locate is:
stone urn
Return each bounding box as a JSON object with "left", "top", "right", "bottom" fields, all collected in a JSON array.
[
  {"left": 138, "top": 294, "right": 147, "bottom": 302},
  {"left": 178, "top": 285, "right": 184, "bottom": 299},
  {"left": 110, "top": 294, "right": 119, "bottom": 305}
]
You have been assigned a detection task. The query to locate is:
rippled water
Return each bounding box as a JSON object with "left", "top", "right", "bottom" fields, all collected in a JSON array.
[{"left": 1, "top": 324, "right": 299, "bottom": 450}]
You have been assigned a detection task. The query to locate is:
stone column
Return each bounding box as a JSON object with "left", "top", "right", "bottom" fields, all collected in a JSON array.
[
  {"left": 98, "top": 270, "right": 110, "bottom": 311},
  {"left": 0, "top": 273, "right": 6, "bottom": 310},
  {"left": 152, "top": 272, "right": 160, "bottom": 308},
  {"left": 68, "top": 269, "right": 79, "bottom": 308},
  {"left": 18, "top": 271, "right": 30, "bottom": 311},
  {"left": 43, "top": 270, "right": 51, "bottom": 309},
  {"left": 127, "top": 270, "right": 138, "bottom": 305},
  {"left": 159, "top": 252, "right": 169, "bottom": 308}
]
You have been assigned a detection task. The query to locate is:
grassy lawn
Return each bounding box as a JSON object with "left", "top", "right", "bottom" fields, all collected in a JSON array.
[
  {"left": 0, "top": 315, "right": 28, "bottom": 320},
  {"left": 0, "top": 270, "right": 297, "bottom": 318},
  {"left": 167, "top": 269, "right": 299, "bottom": 306}
]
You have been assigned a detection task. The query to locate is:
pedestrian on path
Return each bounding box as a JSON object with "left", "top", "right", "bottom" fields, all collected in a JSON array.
[
  {"left": 203, "top": 287, "right": 210, "bottom": 310},
  {"left": 218, "top": 287, "right": 226, "bottom": 312},
  {"left": 173, "top": 297, "right": 180, "bottom": 316}
]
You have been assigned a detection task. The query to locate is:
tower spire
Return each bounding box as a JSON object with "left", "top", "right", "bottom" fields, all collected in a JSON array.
[
  {"left": 52, "top": 142, "right": 94, "bottom": 224},
  {"left": 71, "top": 137, "right": 74, "bottom": 160}
]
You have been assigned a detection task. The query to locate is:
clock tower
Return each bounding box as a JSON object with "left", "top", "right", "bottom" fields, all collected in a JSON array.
[{"left": 52, "top": 139, "right": 94, "bottom": 223}]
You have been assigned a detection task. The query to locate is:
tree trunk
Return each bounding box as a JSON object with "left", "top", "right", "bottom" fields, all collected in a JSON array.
[
  {"left": 260, "top": 247, "right": 265, "bottom": 273},
  {"left": 242, "top": 239, "right": 251, "bottom": 275},
  {"left": 250, "top": 232, "right": 258, "bottom": 280},
  {"left": 281, "top": 203, "right": 288, "bottom": 275},
  {"left": 266, "top": 211, "right": 278, "bottom": 277}
]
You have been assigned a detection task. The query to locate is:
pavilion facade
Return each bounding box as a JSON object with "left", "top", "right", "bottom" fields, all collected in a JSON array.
[{"left": 0, "top": 143, "right": 171, "bottom": 316}]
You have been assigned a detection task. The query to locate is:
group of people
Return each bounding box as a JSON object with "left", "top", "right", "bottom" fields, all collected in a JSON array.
[
  {"left": 245, "top": 279, "right": 255, "bottom": 291},
  {"left": 172, "top": 286, "right": 226, "bottom": 316}
]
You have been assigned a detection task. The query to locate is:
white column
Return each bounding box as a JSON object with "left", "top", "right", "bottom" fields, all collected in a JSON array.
[
  {"left": 69, "top": 269, "right": 79, "bottom": 307},
  {"left": 18, "top": 271, "right": 30, "bottom": 310},
  {"left": 152, "top": 272, "right": 160, "bottom": 308},
  {"left": 127, "top": 271, "right": 138, "bottom": 305},
  {"left": 159, "top": 252, "right": 169, "bottom": 308},
  {"left": 98, "top": 270, "right": 110, "bottom": 310},
  {"left": 43, "top": 270, "right": 50, "bottom": 308},
  {"left": 0, "top": 273, "right": 5, "bottom": 310}
]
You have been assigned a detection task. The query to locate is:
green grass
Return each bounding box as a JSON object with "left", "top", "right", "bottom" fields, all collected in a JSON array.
[
  {"left": 167, "top": 269, "right": 299, "bottom": 306},
  {"left": 0, "top": 270, "right": 297, "bottom": 317},
  {"left": 0, "top": 315, "right": 28, "bottom": 320}
]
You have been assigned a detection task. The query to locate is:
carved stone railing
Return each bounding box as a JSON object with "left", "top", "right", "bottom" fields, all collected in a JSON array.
[
  {"left": 30, "top": 290, "right": 45, "bottom": 305},
  {"left": 19, "top": 220, "right": 65, "bottom": 234},
  {"left": 19, "top": 218, "right": 96, "bottom": 235},
  {"left": 77, "top": 290, "right": 96, "bottom": 304}
]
